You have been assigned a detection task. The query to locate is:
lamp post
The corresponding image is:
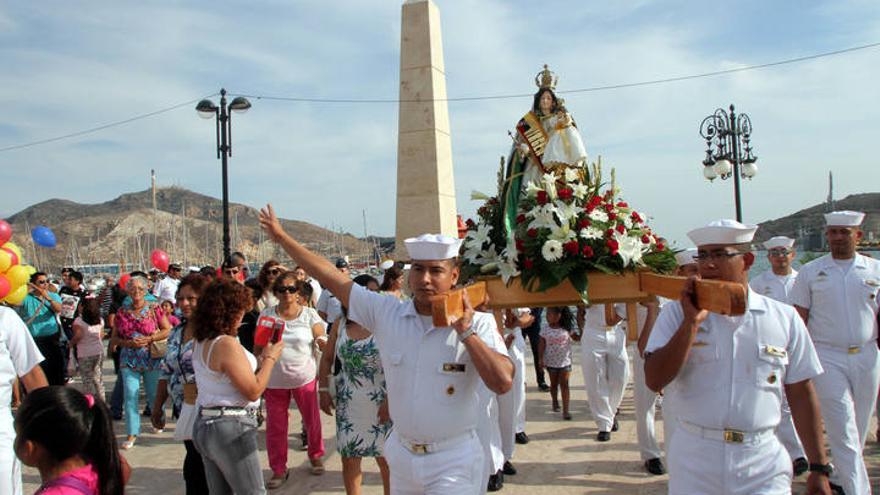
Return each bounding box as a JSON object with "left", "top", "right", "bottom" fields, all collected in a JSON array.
[
  {"left": 196, "top": 88, "right": 251, "bottom": 261},
  {"left": 699, "top": 104, "right": 758, "bottom": 222}
]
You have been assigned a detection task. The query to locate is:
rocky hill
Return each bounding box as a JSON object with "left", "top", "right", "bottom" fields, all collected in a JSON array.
[
  {"left": 754, "top": 193, "right": 879, "bottom": 249},
  {"left": 6, "top": 187, "right": 377, "bottom": 272}
]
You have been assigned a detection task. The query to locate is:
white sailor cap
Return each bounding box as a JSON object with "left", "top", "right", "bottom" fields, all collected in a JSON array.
[
  {"left": 824, "top": 210, "right": 864, "bottom": 227},
  {"left": 404, "top": 234, "right": 463, "bottom": 261},
  {"left": 687, "top": 219, "right": 757, "bottom": 247},
  {"left": 674, "top": 248, "right": 698, "bottom": 266},
  {"left": 763, "top": 236, "right": 794, "bottom": 250}
]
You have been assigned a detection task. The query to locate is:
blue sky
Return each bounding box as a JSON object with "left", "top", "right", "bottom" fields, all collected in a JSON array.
[{"left": 1, "top": 0, "right": 878, "bottom": 246}]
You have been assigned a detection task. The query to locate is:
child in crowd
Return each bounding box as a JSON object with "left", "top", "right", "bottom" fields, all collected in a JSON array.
[
  {"left": 71, "top": 298, "right": 105, "bottom": 397},
  {"left": 538, "top": 306, "right": 579, "bottom": 420},
  {"left": 160, "top": 300, "right": 181, "bottom": 327},
  {"left": 15, "top": 386, "right": 126, "bottom": 495}
]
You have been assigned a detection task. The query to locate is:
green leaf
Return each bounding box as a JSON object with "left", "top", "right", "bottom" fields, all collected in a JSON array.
[{"left": 568, "top": 269, "right": 590, "bottom": 305}]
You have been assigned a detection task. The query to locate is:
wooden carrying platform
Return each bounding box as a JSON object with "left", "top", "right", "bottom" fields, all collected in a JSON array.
[{"left": 430, "top": 272, "right": 746, "bottom": 340}]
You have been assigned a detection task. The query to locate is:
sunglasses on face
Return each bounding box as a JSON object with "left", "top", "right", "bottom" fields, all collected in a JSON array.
[
  {"left": 275, "top": 286, "right": 298, "bottom": 294},
  {"left": 35, "top": 280, "right": 48, "bottom": 285},
  {"left": 694, "top": 250, "right": 745, "bottom": 263},
  {"left": 268, "top": 268, "right": 282, "bottom": 275}
]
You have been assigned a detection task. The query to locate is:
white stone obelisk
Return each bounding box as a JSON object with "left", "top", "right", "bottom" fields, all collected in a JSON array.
[{"left": 395, "top": 0, "right": 458, "bottom": 256}]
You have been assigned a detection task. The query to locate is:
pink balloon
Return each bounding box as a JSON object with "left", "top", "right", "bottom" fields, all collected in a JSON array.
[
  {"left": 118, "top": 273, "right": 131, "bottom": 289},
  {"left": 0, "top": 275, "right": 9, "bottom": 300},
  {"left": 150, "top": 249, "right": 170, "bottom": 272},
  {"left": 0, "top": 220, "right": 11, "bottom": 246}
]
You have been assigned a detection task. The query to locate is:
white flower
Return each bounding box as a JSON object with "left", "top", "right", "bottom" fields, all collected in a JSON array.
[
  {"left": 580, "top": 226, "right": 603, "bottom": 240},
  {"left": 553, "top": 200, "right": 580, "bottom": 225},
  {"left": 615, "top": 233, "right": 644, "bottom": 267},
  {"left": 541, "top": 239, "right": 564, "bottom": 262},
  {"left": 564, "top": 167, "right": 580, "bottom": 183},
  {"left": 497, "top": 258, "right": 521, "bottom": 284},
  {"left": 465, "top": 224, "right": 492, "bottom": 251},
  {"left": 572, "top": 183, "right": 589, "bottom": 199},
  {"left": 549, "top": 224, "right": 576, "bottom": 243},
  {"left": 524, "top": 181, "right": 543, "bottom": 197},
  {"left": 588, "top": 209, "right": 609, "bottom": 223},
  {"left": 527, "top": 204, "right": 558, "bottom": 230},
  {"left": 541, "top": 173, "right": 558, "bottom": 200},
  {"left": 622, "top": 215, "right": 633, "bottom": 229},
  {"left": 463, "top": 245, "right": 482, "bottom": 264},
  {"left": 476, "top": 243, "right": 499, "bottom": 265}
]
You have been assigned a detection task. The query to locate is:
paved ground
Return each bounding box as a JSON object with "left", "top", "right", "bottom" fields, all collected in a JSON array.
[{"left": 23, "top": 345, "right": 880, "bottom": 494}]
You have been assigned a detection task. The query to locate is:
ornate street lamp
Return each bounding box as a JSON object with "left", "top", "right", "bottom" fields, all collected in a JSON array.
[
  {"left": 196, "top": 88, "right": 251, "bottom": 261},
  {"left": 699, "top": 104, "right": 758, "bottom": 222}
]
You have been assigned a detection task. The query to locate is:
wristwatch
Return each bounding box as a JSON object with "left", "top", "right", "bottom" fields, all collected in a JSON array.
[
  {"left": 808, "top": 463, "right": 833, "bottom": 476},
  {"left": 457, "top": 327, "right": 477, "bottom": 343}
]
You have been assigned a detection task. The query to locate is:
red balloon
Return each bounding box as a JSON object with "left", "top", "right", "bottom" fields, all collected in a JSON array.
[
  {"left": 0, "top": 220, "right": 11, "bottom": 245},
  {"left": 1, "top": 247, "right": 18, "bottom": 267},
  {"left": 150, "top": 249, "right": 170, "bottom": 272},
  {"left": 118, "top": 273, "right": 131, "bottom": 289},
  {"left": 0, "top": 275, "right": 10, "bottom": 300}
]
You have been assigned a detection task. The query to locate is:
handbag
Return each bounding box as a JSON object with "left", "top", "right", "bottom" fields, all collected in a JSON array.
[{"left": 149, "top": 338, "right": 168, "bottom": 359}]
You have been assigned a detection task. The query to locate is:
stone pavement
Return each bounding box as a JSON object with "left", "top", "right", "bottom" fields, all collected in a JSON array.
[{"left": 24, "top": 345, "right": 880, "bottom": 494}]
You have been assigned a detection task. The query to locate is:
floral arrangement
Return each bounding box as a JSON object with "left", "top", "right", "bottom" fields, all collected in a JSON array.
[{"left": 461, "top": 160, "right": 676, "bottom": 300}]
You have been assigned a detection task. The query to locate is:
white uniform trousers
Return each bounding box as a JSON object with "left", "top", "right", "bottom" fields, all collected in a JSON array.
[
  {"left": 384, "top": 429, "right": 484, "bottom": 495},
  {"left": 581, "top": 325, "right": 630, "bottom": 432},
  {"left": 497, "top": 332, "right": 526, "bottom": 460},
  {"left": 630, "top": 347, "right": 663, "bottom": 460},
  {"left": 476, "top": 387, "right": 504, "bottom": 492},
  {"left": 0, "top": 412, "right": 22, "bottom": 495},
  {"left": 668, "top": 422, "right": 791, "bottom": 495},
  {"left": 775, "top": 396, "right": 805, "bottom": 462},
  {"left": 813, "top": 343, "right": 880, "bottom": 495}
]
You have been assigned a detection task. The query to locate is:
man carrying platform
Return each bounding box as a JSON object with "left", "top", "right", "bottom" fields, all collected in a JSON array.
[
  {"left": 644, "top": 219, "right": 830, "bottom": 495},
  {"left": 259, "top": 204, "right": 513, "bottom": 495}
]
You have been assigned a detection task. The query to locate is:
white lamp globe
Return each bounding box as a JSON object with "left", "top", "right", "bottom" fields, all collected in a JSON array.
[
  {"left": 713, "top": 158, "right": 732, "bottom": 177},
  {"left": 742, "top": 161, "right": 758, "bottom": 178},
  {"left": 703, "top": 164, "right": 718, "bottom": 181}
]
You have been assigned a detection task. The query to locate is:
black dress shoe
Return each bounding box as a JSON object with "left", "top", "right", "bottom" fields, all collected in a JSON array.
[
  {"left": 644, "top": 458, "right": 666, "bottom": 475},
  {"left": 515, "top": 432, "right": 529, "bottom": 444},
  {"left": 611, "top": 411, "right": 619, "bottom": 431},
  {"left": 487, "top": 471, "right": 504, "bottom": 491},
  {"left": 792, "top": 456, "right": 808, "bottom": 476},
  {"left": 597, "top": 431, "right": 611, "bottom": 442},
  {"left": 502, "top": 460, "right": 517, "bottom": 475},
  {"left": 538, "top": 383, "right": 550, "bottom": 392},
  {"left": 829, "top": 482, "right": 846, "bottom": 495}
]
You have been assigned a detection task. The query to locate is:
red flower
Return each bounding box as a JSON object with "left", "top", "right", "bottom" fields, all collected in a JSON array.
[
  {"left": 606, "top": 239, "right": 619, "bottom": 255},
  {"left": 616, "top": 201, "right": 628, "bottom": 208},
  {"left": 563, "top": 240, "right": 579, "bottom": 256},
  {"left": 488, "top": 197, "right": 498, "bottom": 205},
  {"left": 523, "top": 258, "right": 534, "bottom": 270},
  {"left": 558, "top": 187, "right": 573, "bottom": 200},
  {"left": 527, "top": 228, "right": 538, "bottom": 238},
  {"left": 615, "top": 224, "right": 626, "bottom": 234},
  {"left": 641, "top": 234, "right": 651, "bottom": 244},
  {"left": 466, "top": 219, "right": 476, "bottom": 228},
  {"left": 516, "top": 213, "right": 526, "bottom": 224},
  {"left": 577, "top": 218, "right": 591, "bottom": 230},
  {"left": 605, "top": 229, "right": 614, "bottom": 238},
  {"left": 536, "top": 191, "right": 549, "bottom": 204},
  {"left": 631, "top": 211, "right": 643, "bottom": 223},
  {"left": 515, "top": 239, "right": 525, "bottom": 252},
  {"left": 656, "top": 243, "right": 665, "bottom": 251},
  {"left": 604, "top": 203, "right": 616, "bottom": 213},
  {"left": 589, "top": 195, "right": 602, "bottom": 207},
  {"left": 582, "top": 245, "right": 594, "bottom": 258}
]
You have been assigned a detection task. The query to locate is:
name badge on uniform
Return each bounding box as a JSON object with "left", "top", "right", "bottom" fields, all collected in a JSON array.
[
  {"left": 763, "top": 345, "right": 787, "bottom": 358},
  {"left": 692, "top": 340, "right": 709, "bottom": 348},
  {"left": 441, "top": 362, "right": 466, "bottom": 373}
]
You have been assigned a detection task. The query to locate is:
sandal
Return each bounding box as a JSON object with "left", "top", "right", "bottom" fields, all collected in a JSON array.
[
  {"left": 121, "top": 436, "right": 136, "bottom": 450},
  {"left": 265, "top": 469, "right": 289, "bottom": 489},
  {"left": 309, "top": 458, "right": 325, "bottom": 475}
]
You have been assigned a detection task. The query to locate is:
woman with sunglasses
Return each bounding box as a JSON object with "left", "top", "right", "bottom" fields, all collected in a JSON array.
[
  {"left": 17, "top": 272, "right": 65, "bottom": 385},
  {"left": 255, "top": 274, "right": 327, "bottom": 487},
  {"left": 255, "top": 260, "right": 285, "bottom": 312}
]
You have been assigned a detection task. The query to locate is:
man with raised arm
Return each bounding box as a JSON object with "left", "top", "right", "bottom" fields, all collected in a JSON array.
[
  {"left": 644, "top": 219, "right": 830, "bottom": 495},
  {"left": 260, "top": 205, "right": 513, "bottom": 495}
]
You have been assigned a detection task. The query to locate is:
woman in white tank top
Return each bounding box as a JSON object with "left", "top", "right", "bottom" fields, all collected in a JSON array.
[{"left": 189, "top": 280, "right": 284, "bottom": 495}]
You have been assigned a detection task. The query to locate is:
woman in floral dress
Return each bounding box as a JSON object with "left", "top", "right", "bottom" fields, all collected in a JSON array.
[{"left": 318, "top": 309, "right": 391, "bottom": 495}]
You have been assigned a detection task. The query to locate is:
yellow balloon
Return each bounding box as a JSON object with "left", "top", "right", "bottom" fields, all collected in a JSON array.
[
  {"left": 3, "top": 242, "right": 22, "bottom": 264},
  {"left": 23, "top": 265, "right": 36, "bottom": 277},
  {"left": 0, "top": 250, "right": 10, "bottom": 272},
  {"left": 5, "top": 265, "right": 28, "bottom": 288},
  {"left": 3, "top": 284, "right": 27, "bottom": 305}
]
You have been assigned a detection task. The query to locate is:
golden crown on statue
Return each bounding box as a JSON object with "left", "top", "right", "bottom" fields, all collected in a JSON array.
[{"left": 534, "top": 64, "right": 558, "bottom": 90}]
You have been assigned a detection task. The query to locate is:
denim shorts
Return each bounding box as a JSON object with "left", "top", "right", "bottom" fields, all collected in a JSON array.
[{"left": 546, "top": 365, "right": 572, "bottom": 373}]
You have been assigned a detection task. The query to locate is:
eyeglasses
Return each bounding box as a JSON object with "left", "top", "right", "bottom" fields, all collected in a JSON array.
[
  {"left": 694, "top": 250, "right": 745, "bottom": 263},
  {"left": 768, "top": 249, "right": 791, "bottom": 257},
  {"left": 268, "top": 268, "right": 283, "bottom": 275},
  {"left": 275, "top": 286, "right": 298, "bottom": 294},
  {"left": 35, "top": 280, "right": 48, "bottom": 285}
]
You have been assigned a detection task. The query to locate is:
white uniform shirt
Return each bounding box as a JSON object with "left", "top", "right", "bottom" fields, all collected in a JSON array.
[
  {"left": 646, "top": 292, "right": 822, "bottom": 431},
  {"left": 153, "top": 276, "right": 179, "bottom": 304},
  {"left": 316, "top": 289, "right": 342, "bottom": 324},
  {"left": 789, "top": 254, "right": 880, "bottom": 349},
  {"left": 0, "top": 307, "right": 44, "bottom": 410},
  {"left": 349, "top": 284, "right": 508, "bottom": 443},
  {"left": 750, "top": 269, "right": 798, "bottom": 304}
]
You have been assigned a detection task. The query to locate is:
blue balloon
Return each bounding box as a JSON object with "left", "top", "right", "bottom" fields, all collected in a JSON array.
[{"left": 32, "top": 226, "right": 57, "bottom": 248}]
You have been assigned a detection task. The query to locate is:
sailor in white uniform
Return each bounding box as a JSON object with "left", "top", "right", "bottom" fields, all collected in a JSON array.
[
  {"left": 790, "top": 211, "right": 880, "bottom": 495},
  {"left": 750, "top": 236, "right": 808, "bottom": 475},
  {"left": 259, "top": 205, "right": 514, "bottom": 495},
  {"left": 624, "top": 301, "right": 665, "bottom": 475},
  {"left": 578, "top": 303, "right": 629, "bottom": 441},
  {"left": 645, "top": 219, "right": 831, "bottom": 495},
  {"left": 496, "top": 308, "right": 531, "bottom": 477}
]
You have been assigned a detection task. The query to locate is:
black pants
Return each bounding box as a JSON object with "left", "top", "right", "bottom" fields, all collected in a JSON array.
[
  {"left": 33, "top": 334, "right": 65, "bottom": 386},
  {"left": 522, "top": 326, "right": 546, "bottom": 386},
  {"left": 183, "top": 440, "right": 208, "bottom": 495}
]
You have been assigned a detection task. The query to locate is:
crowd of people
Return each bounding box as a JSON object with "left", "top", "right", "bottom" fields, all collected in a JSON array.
[{"left": 0, "top": 206, "right": 876, "bottom": 495}]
